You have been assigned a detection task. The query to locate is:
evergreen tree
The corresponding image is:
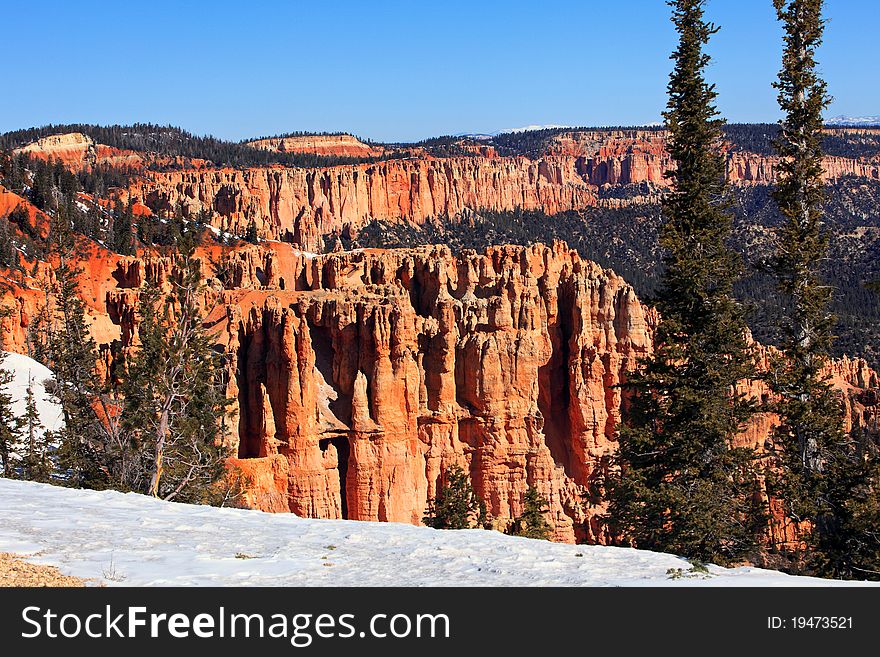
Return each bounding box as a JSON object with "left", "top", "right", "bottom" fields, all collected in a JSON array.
[
  {"left": 0, "top": 306, "right": 24, "bottom": 477},
  {"left": 245, "top": 220, "right": 259, "bottom": 244},
  {"left": 165, "top": 203, "right": 187, "bottom": 246},
  {"left": 29, "top": 160, "right": 55, "bottom": 211},
  {"left": 0, "top": 354, "right": 25, "bottom": 477},
  {"left": 19, "top": 374, "right": 51, "bottom": 482},
  {"left": 111, "top": 198, "right": 135, "bottom": 255},
  {"left": 607, "top": 0, "right": 762, "bottom": 565},
  {"left": 768, "top": 0, "right": 879, "bottom": 579},
  {"left": 0, "top": 152, "right": 26, "bottom": 193},
  {"left": 120, "top": 231, "right": 232, "bottom": 502},
  {"left": 424, "top": 465, "right": 487, "bottom": 530},
  {"left": 0, "top": 216, "right": 19, "bottom": 269},
  {"left": 507, "top": 487, "right": 552, "bottom": 540},
  {"left": 42, "top": 214, "right": 120, "bottom": 489}
]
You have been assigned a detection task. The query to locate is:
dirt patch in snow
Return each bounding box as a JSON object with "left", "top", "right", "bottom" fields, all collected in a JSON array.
[{"left": 0, "top": 552, "right": 86, "bottom": 587}]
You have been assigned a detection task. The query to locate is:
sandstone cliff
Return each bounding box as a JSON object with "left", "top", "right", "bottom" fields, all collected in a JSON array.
[
  {"left": 245, "top": 134, "right": 385, "bottom": 158},
  {"left": 13, "top": 132, "right": 212, "bottom": 172},
  {"left": 127, "top": 157, "right": 599, "bottom": 251},
  {"left": 89, "top": 242, "right": 654, "bottom": 541},
  {"left": 14, "top": 132, "right": 145, "bottom": 172},
  {"left": 549, "top": 129, "right": 880, "bottom": 186}
]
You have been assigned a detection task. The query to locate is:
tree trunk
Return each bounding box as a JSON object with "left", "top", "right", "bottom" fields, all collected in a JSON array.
[{"left": 147, "top": 396, "right": 173, "bottom": 497}]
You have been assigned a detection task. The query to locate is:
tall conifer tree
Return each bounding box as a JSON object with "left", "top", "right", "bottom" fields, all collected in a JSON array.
[
  {"left": 0, "top": 315, "right": 25, "bottom": 477},
  {"left": 19, "top": 375, "right": 51, "bottom": 482},
  {"left": 111, "top": 198, "right": 135, "bottom": 256},
  {"left": 608, "top": 0, "right": 762, "bottom": 565},
  {"left": 43, "top": 214, "right": 121, "bottom": 488},
  {"left": 769, "top": 0, "right": 879, "bottom": 579}
]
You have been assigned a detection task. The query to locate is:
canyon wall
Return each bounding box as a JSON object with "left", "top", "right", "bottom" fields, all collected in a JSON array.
[
  {"left": 126, "top": 131, "right": 880, "bottom": 251},
  {"left": 127, "top": 157, "right": 599, "bottom": 251},
  {"left": 13, "top": 130, "right": 877, "bottom": 257},
  {"left": 3, "top": 240, "right": 877, "bottom": 542},
  {"left": 86, "top": 242, "right": 656, "bottom": 542},
  {"left": 553, "top": 130, "right": 880, "bottom": 186}
]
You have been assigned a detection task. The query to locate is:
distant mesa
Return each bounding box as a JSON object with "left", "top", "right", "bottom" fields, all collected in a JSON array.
[
  {"left": 244, "top": 134, "right": 385, "bottom": 159},
  {"left": 13, "top": 132, "right": 144, "bottom": 172}
]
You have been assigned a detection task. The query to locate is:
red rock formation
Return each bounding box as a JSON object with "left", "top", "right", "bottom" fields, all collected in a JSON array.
[
  {"left": 88, "top": 242, "right": 657, "bottom": 540},
  {"left": 245, "top": 134, "right": 385, "bottom": 158},
  {"left": 14, "top": 133, "right": 145, "bottom": 172},
  {"left": 549, "top": 129, "right": 880, "bottom": 185},
  {"left": 13, "top": 132, "right": 212, "bottom": 172},
  {"left": 200, "top": 243, "right": 655, "bottom": 542},
  {"left": 546, "top": 130, "right": 671, "bottom": 186},
  {"left": 726, "top": 153, "right": 880, "bottom": 184},
  {"left": 205, "top": 244, "right": 877, "bottom": 544},
  {"left": 127, "top": 157, "right": 598, "bottom": 250},
  {"left": 0, "top": 187, "right": 52, "bottom": 239},
  {"left": 456, "top": 141, "right": 498, "bottom": 158}
]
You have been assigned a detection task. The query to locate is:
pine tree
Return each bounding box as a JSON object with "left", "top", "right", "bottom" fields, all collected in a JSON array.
[
  {"left": 245, "top": 220, "right": 259, "bottom": 244},
  {"left": 121, "top": 230, "right": 232, "bottom": 502},
  {"left": 111, "top": 198, "right": 135, "bottom": 256},
  {"left": 607, "top": 0, "right": 762, "bottom": 565},
  {"left": 768, "top": 0, "right": 879, "bottom": 579},
  {"left": 42, "top": 214, "right": 120, "bottom": 489},
  {"left": 507, "top": 487, "right": 552, "bottom": 540},
  {"left": 0, "top": 306, "right": 25, "bottom": 477},
  {"left": 19, "top": 374, "right": 51, "bottom": 482},
  {"left": 423, "top": 465, "right": 487, "bottom": 530},
  {"left": 0, "top": 152, "right": 26, "bottom": 193},
  {"left": 0, "top": 216, "right": 19, "bottom": 270},
  {"left": 29, "top": 160, "right": 55, "bottom": 211},
  {"left": 0, "top": 354, "right": 25, "bottom": 477}
]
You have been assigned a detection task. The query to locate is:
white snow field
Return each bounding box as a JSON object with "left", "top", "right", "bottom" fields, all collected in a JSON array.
[
  {"left": 0, "top": 479, "right": 874, "bottom": 587},
  {"left": 0, "top": 351, "right": 64, "bottom": 436}
]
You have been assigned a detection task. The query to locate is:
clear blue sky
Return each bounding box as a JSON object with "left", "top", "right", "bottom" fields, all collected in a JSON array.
[{"left": 2, "top": 0, "right": 877, "bottom": 142}]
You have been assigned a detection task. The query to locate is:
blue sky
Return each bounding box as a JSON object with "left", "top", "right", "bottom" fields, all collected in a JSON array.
[{"left": 2, "top": 0, "right": 876, "bottom": 142}]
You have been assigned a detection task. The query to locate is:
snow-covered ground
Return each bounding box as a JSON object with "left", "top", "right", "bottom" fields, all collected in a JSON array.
[
  {"left": 0, "top": 352, "right": 64, "bottom": 436},
  {"left": 0, "top": 478, "right": 873, "bottom": 587}
]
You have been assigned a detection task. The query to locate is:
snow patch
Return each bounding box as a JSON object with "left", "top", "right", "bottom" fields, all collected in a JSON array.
[
  {"left": 0, "top": 478, "right": 873, "bottom": 587},
  {"left": 0, "top": 352, "right": 63, "bottom": 435}
]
